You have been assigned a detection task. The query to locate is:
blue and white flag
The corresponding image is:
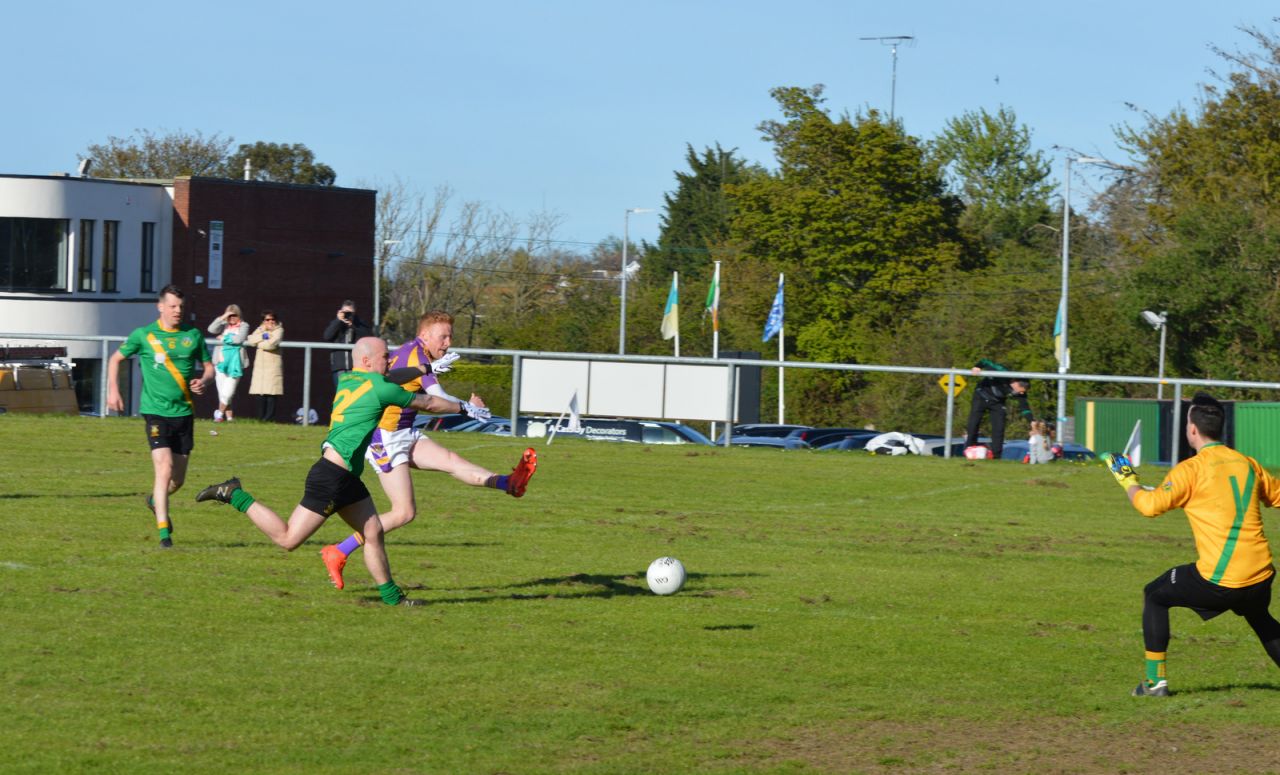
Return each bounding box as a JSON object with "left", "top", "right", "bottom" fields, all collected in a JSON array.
[{"left": 762, "top": 275, "right": 784, "bottom": 342}]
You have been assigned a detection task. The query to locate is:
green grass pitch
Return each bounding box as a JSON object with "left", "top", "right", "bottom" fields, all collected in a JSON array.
[{"left": 3, "top": 415, "right": 1279, "bottom": 773}]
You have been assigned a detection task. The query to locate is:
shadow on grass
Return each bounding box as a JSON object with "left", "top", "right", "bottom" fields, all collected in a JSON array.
[
  {"left": 365, "top": 570, "right": 761, "bottom": 607},
  {"left": 1181, "top": 681, "right": 1280, "bottom": 694}
]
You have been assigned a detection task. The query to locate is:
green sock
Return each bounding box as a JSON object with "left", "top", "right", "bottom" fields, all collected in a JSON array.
[
  {"left": 230, "top": 489, "right": 256, "bottom": 513},
  {"left": 1144, "top": 651, "right": 1166, "bottom": 685},
  {"left": 158, "top": 526, "right": 172, "bottom": 541},
  {"left": 378, "top": 580, "right": 403, "bottom": 606}
]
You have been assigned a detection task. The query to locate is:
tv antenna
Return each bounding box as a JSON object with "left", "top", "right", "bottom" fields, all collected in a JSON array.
[{"left": 859, "top": 35, "right": 915, "bottom": 122}]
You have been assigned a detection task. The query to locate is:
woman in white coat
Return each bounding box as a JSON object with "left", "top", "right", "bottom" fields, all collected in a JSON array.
[{"left": 207, "top": 304, "right": 250, "bottom": 421}]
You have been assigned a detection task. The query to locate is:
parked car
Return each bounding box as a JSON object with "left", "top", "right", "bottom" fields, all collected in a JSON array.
[
  {"left": 727, "top": 436, "right": 797, "bottom": 449},
  {"left": 815, "top": 431, "right": 883, "bottom": 451},
  {"left": 784, "top": 427, "right": 877, "bottom": 449},
  {"left": 415, "top": 413, "right": 477, "bottom": 432},
  {"left": 1000, "top": 440, "right": 1097, "bottom": 462},
  {"left": 715, "top": 423, "right": 811, "bottom": 444}
]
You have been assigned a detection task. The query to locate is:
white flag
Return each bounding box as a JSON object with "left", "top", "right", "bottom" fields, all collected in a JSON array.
[
  {"left": 567, "top": 390, "right": 582, "bottom": 432},
  {"left": 1123, "top": 419, "right": 1142, "bottom": 467}
]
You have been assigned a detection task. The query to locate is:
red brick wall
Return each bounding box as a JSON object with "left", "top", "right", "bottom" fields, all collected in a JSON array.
[{"left": 170, "top": 177, "right": 376, "bottom": 421}]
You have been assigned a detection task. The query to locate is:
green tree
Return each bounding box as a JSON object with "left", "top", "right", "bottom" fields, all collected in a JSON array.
[
  {"left": 1111, "top": 24, "right": 1280, "bottom": 383},
  {"left": 727, "top": 85, "right": 968, "bottom": 366},
  {"left": 641, "top": 144, "right": 759, "bottom": 284},
  {"left": 931, "top": 106, "right": 1054, "bottom": 247},
  {"left": 223, "top": 141, "right": 337, "bottom": 185},
  {"left": 80, "top": 129, "right": 233, "bottom": 178}
]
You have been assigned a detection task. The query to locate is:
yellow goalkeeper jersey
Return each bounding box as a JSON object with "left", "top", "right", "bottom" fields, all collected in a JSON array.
[{"left": 1133, "top": 443, "right": 1280, "bottom": 588}]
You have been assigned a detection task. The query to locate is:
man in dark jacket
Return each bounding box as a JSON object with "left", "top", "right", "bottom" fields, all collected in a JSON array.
[
  {"left": 964, "top": 357, "right": 1033, "bottom": 458},
  {"left": 322, "top": 300, "right": 374, "bottom": 388}
]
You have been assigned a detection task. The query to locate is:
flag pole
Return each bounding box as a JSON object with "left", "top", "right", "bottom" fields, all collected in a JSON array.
[
  {"left": 777, "top": 273, "right": 785, "bottom": 424},
  {"left": 709, "top": 261, "right": 720, "bottom": 440},
  {"left": 673, "top": 271, "right": 680, "bottom": 358}
]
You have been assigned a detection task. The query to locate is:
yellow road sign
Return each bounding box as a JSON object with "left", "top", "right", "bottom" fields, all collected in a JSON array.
[{"left": 938, "top": 374, "right": 967, "bottom": 396}]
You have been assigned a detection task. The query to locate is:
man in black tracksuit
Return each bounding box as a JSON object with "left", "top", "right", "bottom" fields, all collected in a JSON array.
[
  {"left": 322, "top": 299, "right": 375, "bottom": 390},
  {"left": 964, "top": 357, "right": 1033, "bottom": 458}
]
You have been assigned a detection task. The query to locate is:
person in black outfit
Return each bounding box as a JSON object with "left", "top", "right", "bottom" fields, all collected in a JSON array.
[
  {"left": 322, "top": 300, "right": 374, "bottom": 389},
  {"left": 964, "top": 357, "right": 1033, "bottom": 458}
]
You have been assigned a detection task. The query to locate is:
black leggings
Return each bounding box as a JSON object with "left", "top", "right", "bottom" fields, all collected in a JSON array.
[
  {"left": 255, "top": 394, "right": 277, "bottom": 422},
  {"left": 1143, "top": 564, "right": 1280, "bottom": 667}
]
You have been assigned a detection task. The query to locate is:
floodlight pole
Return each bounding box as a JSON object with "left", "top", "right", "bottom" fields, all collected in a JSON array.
[
  {"left": 1056, "top": 154, "right": 1106, "bottom": 444},
  {"left": 619, "top": 207, "right": 652, "bottom": 354}
]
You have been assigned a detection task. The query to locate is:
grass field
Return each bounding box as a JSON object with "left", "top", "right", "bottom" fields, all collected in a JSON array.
[{"left": 3, "top": 414, "right": 1280, "bottom": 774}]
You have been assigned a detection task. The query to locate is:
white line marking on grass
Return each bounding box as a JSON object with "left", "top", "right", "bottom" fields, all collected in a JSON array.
[{"left": 0, "top": 561, "right": 32, "bottom": 570}]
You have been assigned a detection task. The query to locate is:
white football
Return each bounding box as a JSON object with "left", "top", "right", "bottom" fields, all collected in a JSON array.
[{"left": 646, "top": 556, "right": 686, "bottom": 595}]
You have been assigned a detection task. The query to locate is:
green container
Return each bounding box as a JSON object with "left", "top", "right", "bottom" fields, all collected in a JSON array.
[
  {"left": 1235, "top": 403, "right": 1280, "bottom": 470},
  {"left": 1074, "top": 398, "right": 1161, "bottom": 459}
]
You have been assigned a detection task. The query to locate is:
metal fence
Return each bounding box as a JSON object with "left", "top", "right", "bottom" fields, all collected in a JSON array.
[{"left": 5, "top": 331, "right": 1280, "bottom": 458}]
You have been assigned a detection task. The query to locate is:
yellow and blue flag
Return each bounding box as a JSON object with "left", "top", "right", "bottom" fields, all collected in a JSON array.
[{"left": 661, "top": 273, "right": 679, "bottom": 340}]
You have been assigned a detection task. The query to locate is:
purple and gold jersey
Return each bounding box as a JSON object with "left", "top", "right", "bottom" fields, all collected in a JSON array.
[{"left": 377, "top": 338, "right": 439, "bottom": 432}]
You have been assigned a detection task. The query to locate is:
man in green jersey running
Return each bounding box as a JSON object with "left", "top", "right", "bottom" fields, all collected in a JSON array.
[
  {"left": 107, "top": 285, "right": 214, "bottom": 548},
  {"left": 195, "top": 337, "right": 455, "bottom": 606}
]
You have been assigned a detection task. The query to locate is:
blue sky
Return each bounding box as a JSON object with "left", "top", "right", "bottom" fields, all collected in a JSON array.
[{"left": 3, "top": 1, "right": 1275, "bottom": 250}]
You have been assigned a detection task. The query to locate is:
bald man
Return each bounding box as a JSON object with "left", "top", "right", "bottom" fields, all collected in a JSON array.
[{"left": 195, "top": 337, "right": 463, "bottom": 606}]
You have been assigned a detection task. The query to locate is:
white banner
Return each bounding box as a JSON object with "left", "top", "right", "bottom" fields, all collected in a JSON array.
[{"left": 208, "top": 220, "right": 224, "bottom": 289}]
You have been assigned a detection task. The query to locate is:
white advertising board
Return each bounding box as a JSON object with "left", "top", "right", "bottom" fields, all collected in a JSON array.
[{"left": 519, "top": 358, "right": 732, "bottom": 422}]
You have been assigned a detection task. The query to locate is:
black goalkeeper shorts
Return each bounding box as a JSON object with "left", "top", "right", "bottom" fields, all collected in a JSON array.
[{"left": 1145, "top": 563, "right": 1275, "bottom": 621}]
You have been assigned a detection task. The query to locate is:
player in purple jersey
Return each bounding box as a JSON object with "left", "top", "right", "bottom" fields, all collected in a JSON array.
[{"left": 321, "top": 311, "right": 537, "bottom": 589}]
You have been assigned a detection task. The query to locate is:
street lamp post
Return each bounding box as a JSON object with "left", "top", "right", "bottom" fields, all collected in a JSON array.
[
  {"left": 1142, "top": 310, "right": 1169, "bottom": 399},
  {"left": 374, "top": 239, "right": 401, "bottom": 331},
  {"left": 618, "top": 208, "right": 653, "bottom": 354},
  {"left": 1056, "top": 155, "right": 1106, "bottom": 444}
]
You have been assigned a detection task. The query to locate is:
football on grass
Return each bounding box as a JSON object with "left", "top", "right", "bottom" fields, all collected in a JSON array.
[{"left": 646, "top": 557, "right": 686, "bottom": 595}]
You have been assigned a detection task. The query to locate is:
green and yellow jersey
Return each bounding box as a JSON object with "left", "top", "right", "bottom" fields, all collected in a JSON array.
[
  {"left": 1133, "top": 443, "right": 1280, "bottom": 588},
  {"left": 325, "top": 370, "right": 415, "bottom": 477},
  {"left": 118, "top": 320, "right": 211, "bottom": 417}
]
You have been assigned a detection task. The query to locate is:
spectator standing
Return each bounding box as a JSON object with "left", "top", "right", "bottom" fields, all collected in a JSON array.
[
  {"left": 208, "top": 304, "right": 250, "bottom": 422},
  {"left": 322, "top": 299, "right": 373, "bottom": 389},
  {"left": 245, "top": 310, "right": 284, "bottom": 422},
  {"left": 964, "top": 357, "right": 1033, "bottom": 458}
]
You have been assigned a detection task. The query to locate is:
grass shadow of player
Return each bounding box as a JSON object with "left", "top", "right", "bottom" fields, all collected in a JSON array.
[
  {"left": 369, "top": 570, "right": 762, "bottom": 607},
  {"left": 1179, "top": 681, "right": 1280, "bottom": 695}
]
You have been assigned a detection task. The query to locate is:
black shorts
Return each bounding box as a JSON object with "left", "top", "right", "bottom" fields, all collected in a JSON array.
[
  {"left": 1145, "top": 563, "right": 1275, "bottom": 621},
  {"left": 143, "top": 414, "right": 194, "bottom": 455},
  {"left": 299, "top": 457, "right": 370, "bottom": 518}
]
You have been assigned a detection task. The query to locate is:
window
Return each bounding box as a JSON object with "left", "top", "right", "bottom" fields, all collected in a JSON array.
[
  {"left": 140, "top": 222, "right": 156, "bottom": 292},
  {"left": 77, "top": 220, "right": 95, "bottom": 291},
  {"left": 0, "top": 217, "right": 69, "bottom": 291},
  {"left": 102, "top": 220, "right": 119, "bottom": 292}
]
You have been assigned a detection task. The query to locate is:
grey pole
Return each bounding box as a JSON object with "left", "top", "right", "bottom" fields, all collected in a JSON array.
[
  {"left": 944, "top": 373, "right": 956, "bottom": 459},
  {"left": 619, "top": 211, "right": 629, "bottom": 355},
  {"left": 1170, "top": 382, "right": 1183, "bottom": 463},
  {"left": 723, "top": 363, "right": 737, "bottom": 448},
  {"left": 99, "top": 338, "right": 109, "bottom": 417},
  {"left": 1157, "top": 320, "right": 1168, "bottom": 401},
  {"left": 1057, "top": 156, "right": 1072, "bottom": 445},
  {"left": 511, "top": 354, "right": 522, "bottom": 436},
  {"left": 302, "top": 346, "right": 313, "bottom": 426}
]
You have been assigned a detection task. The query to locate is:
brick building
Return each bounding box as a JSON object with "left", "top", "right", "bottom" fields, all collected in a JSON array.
[{"left": 0, "top": 173, "right": 376, "bottom": 420}]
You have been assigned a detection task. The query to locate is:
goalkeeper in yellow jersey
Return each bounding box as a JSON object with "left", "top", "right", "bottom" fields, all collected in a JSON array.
[{"left": 1103, "top": 393, "right": 1280, "bottom": 696}]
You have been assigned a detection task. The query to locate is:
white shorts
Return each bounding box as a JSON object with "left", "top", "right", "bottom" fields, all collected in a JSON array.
[{"left": 365, "top": 427, "right": 421, "bottom": 474}]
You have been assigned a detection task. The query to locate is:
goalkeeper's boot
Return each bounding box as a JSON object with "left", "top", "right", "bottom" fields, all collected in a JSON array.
[
  {"left": 1131, "top": 679, "right": 1169, "bottom": 697},
  {"left": 321, "top": 545, "right": 347, "bottom": 590},
  {"left": 506, "top": 448, "right": 538, "bottom": 498},
  {"left": 195, "top": 477, "right": 242, "bottom": 504}
]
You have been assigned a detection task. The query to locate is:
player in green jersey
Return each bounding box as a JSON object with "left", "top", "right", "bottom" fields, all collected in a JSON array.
[
  {"left": 107, "top": 285, "right": 214, "bottom": 548},
  {"left": 194, "top": 337, "right": 458, "bottom": 606}
]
